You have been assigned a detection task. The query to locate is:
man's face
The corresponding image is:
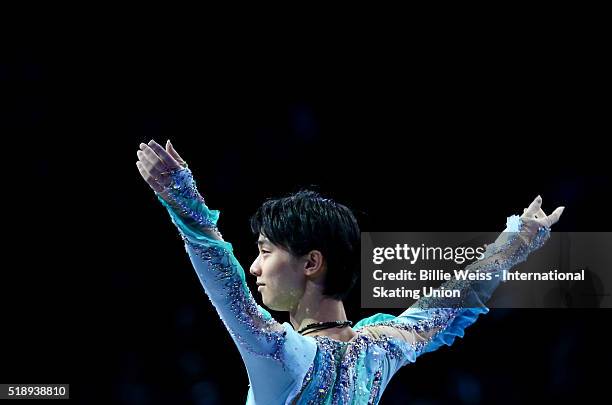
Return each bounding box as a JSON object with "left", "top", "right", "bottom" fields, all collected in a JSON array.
[{"left": 249, "top": 234, "right": 306, "bottom": 311}]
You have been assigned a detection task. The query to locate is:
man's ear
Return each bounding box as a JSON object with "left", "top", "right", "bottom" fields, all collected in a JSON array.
[{"left": 303, "top": 250, "right": 325, "bottom": 277}]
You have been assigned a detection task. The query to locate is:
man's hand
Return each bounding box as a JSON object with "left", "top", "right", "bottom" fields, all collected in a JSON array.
[
  {"left": 136, "top": 139, "right": 187, "bottom": 198},
  {"left": 519, "top": 195, "right": 564, "bottom": 243},
  {"left": 136, "top": 140, "right": 224, "bottom": 241}
]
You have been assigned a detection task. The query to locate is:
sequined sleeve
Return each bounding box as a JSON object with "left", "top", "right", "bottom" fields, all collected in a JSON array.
[
  {"left": 154, "top": 168, "right": 317, "bottom": 404},
  {"left": 355, "top": 215, "right": 551, "bottom": 372}
]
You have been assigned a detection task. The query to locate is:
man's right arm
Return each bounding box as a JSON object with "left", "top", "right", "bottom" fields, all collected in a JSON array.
[
  {"left": 155, "top": 170, "right": 317, "bottom": 404},
  {"left": 136, "top": 140, "right": 316, "bottom": 402}
]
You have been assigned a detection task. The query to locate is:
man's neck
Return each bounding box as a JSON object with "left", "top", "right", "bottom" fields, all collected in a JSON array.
[{"left": 289, "top": 287, "right": 356, "bottom": 340}]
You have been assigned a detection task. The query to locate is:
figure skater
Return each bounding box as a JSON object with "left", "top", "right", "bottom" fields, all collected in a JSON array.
[{"left": 136, "top": 139, "right": 564, "bottom": 404}]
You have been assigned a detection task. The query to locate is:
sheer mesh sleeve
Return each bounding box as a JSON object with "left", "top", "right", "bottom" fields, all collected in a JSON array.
[
  {"left": 354, "top": 215, "right": 551, "bottom": 372},
  {"left": 155, "top": 168, "right": 316, "bottom": 403}
]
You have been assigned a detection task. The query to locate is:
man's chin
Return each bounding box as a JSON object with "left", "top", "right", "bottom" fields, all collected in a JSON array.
[{"left": 261, "top": 297, "right": 273, "bottom": 309}]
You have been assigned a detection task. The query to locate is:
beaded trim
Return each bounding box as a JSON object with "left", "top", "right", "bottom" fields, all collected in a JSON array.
[
  {"left": 294, "top": 333, "right": 410, "bottom": 404},
  {"left": 184, "top": 238, "right": 288, "bottom": 365},
  {"left": 413, "top": 219, "right": 551, "bottom": 310},
  {"left": 157, "top": 167, "right": 218, "bottom": 229}
]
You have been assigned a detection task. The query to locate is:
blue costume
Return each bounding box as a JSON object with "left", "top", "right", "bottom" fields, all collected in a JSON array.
[{"left": 156, "top": 168, "right": 550, "bottom": 404}]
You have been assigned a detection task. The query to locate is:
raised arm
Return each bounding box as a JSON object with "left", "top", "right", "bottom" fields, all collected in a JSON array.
[
  {"left": 355, "top": 196, "right": 564, "bottom": 370},
  {"left": 136, "top": 140, "right": 315, "bottom": 403}
]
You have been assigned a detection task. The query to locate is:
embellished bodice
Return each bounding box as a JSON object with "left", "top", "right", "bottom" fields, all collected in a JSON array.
[{"left": 293, "top": 334, "right": 400, "bottom": 405}]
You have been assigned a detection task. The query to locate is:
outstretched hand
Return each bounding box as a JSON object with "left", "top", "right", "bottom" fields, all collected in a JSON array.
[
  {"left": 136, "top": 140, "right": 224, "bottom": 241},
  {"left": 519, "top": 195, "right": 564, "bottom": 241},
  {"left": 136, "top": 139, "right": 187, "bottom": 196},
  {"left": 521, "top": 195, "right": 564, "bottom": 227}
]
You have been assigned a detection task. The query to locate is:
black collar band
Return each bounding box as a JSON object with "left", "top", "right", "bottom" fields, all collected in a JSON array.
[{"left": 298, "top": 320, "right": 353, "bottom": 336}]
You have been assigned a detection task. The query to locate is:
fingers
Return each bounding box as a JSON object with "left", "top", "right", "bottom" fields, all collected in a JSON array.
[
  {"left": 545, "top": 206, "right": 565, "bottom": 227},
  {"left": 523, "top": 195, "right": 542, "bottom": 217},
  {"left": 145, "top": 139, "right": 181, "bottom": 170},
  {"left": 136, "top": 161, "right": 165, "bottom": 193},
  {"left": 520, "top": 195, "right": 564, "bottom": 228},
  {"left": 139, "top": 142, "right": 163, "bottom": 166},
  {"left": 137, "top": 149, "right": 157, "bottom": 169},
  {"left": 137, "top": 150, "right": 168, "bottom": 184},
  {"left": 137, "top": 144, "right": 175, "bottom": 187},
  {"left": 136, "top": 140, "right": 187, "bottom": 196},
  {"left": 166, "top": 140, "right": 186, "bottom": 166}
]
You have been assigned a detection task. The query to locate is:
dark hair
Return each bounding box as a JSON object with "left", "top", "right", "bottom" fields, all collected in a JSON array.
[{"left": 250, "top": 190, "right": 360, "bottom": 301}]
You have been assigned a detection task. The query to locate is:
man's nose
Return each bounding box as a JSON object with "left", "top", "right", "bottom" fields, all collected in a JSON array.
[{"left": 250, "top": 258, "right": 262, "bottom": 277}]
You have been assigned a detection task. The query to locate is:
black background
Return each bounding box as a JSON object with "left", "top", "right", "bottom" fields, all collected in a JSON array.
[{"left": 3, "top": 18, "right": 611, "bottom": 405}]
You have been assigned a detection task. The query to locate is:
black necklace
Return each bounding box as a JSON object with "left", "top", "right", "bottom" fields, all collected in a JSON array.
[{"left": 298, "top": 320, "right": 353, "bottom": 336}]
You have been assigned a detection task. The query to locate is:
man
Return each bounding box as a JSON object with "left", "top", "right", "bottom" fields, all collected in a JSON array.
[{"left": 136, "top": 139, "right": 563, "bottom": 404}]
